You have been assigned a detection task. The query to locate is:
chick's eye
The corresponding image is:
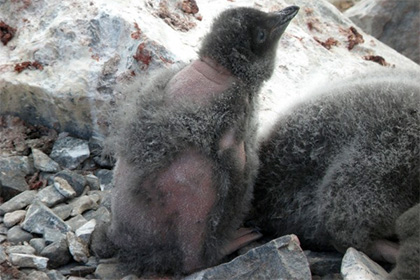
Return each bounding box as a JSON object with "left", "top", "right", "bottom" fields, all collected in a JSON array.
[{"left": 256, "top": 29, "right": 267, "bottom": 43}]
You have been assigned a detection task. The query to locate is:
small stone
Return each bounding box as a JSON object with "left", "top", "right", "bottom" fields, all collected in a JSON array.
[
  {"left": 67, "top": 231, "right": 90, "bottom": 263},
  {"left": 35, "top": 185, "right": 67, "bottom": 207},
  {"left": 0, "top": 156, "right": 34, "bottom": 199},
  {"left": 186, "top": 235, "right": 311, "bottom": 280},
  {"left": 66, "top": 214, "right": 88, "bottom": 231},
  {"left": 32, "top": 148, "right": 61, "bottom": 172},
  {"left": 69, "top": 265, "right": 97, "bottom": 277},
  {"left": 85, "top": 174, "right": 101, "bottom": 191},
  {"left": 95, "top": 262, "right": 127, "bottom": 280},
  {"left": 53, "top": 177, "right": 77, "bottom": 198},
  {"left": 3, "top": 210, "right": 26, "bottom": 228},
  {"left": 7, "top": 225, "right": 33, "bottom": 244},
  {"left": 6, "top": 244, "right": 36, "bottom": 255},
  {"left": 94, "top": 169, "right": 113, "bottom": 191},
  {"left": 47, "top": 270, "right": 67, "bottom": 280},
  {"left": 0, "top": 190, "right": 37, "bottom": 215},
  {"left": 40, "top": 238, "right": 72, "bottom": 268},
  {"left": 26, "top": 270, "right": 50, "bottom": 280},
  {"left": 69, "top": 195, "right": 98, "bottom": 216},
  {"left": 9, "top": 253, "right": 48, "bottom": 269},
  {"left": 51, "top": 203, "right": 73, "bottom": 220},
  {"left": 54, "top": 169, "right": 87, "bottom": 196},
  {"left": 50, "top": 136, "right": 90, "bottom": 170},
  {"left": 21, "top": 200, "right": 71, "bottom": 234},
  {"left": 83, "top": 205, "right": 111, "bottom": 224},
  {"left": 305, "top": 250, "right": 343, "bottom": 276},
  {"left": 341, "top": 247, "right": 389, "bottom": 280},
  {"left": 0, "top": 246, "right": 7, "bottom": 263},
  {"left": 0, "top": 234, "right": 6, "bottom": 243},
  {"left": 0, "top": 223, "right": 8, "bottom": 234},
  {"left": 44, "top": 228, "right": 66, "bottom": 245},
  {"left": 76, "top": 219, "right": 96, "bottom": 243},
  {"left": 30, "top": 238, "right": 46, "bottom": 254}
]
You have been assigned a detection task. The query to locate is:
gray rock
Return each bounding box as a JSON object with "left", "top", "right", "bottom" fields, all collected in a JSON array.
[
  {"left": 0, "top": 234, "right": 6, "bottom": 243},
  {"left": 94, "top": 262, "right": 127, "bottom": 280},
  {"left": 32, "top": 148, "right": 61, "bottom": 172},
  {"left": 94, "top": 169, "right": 113, "bottom": 191},
  {"left": 6, "top": 244, "right": 36, "bottom": 255},
  {"left": 3, "top": 209, "right": 26, "bottom": 228},
  {"left": 53, "top": 177, "right": 77, "bottom": 199},
  {"left": 35, "top": 185, "right": 67, "bottom": 207},
  {"left": 83, "top": 205, "right": 111, "bottom": 224},
  {"left": 30, "top": 238, "right": 46, "bottom": 254},
  {"left": 51, "top": 203, "right": 73, "bottom": 220},
  {"left": 47, "top": 270, "right": 67, "bottom": 280},
  {"left": 25, "top": 270, "right": 50, "bottom": 280},
  {"left": 305, "top": 250, "right": 343, "bottom": 276},
  {"left": 21, "top": 200, "right": 71, "bottom": 234},
  {"left": 40, "top": 238, "right": 72, "bottom": 268},
  {"left": 68, "top": 195, "right": 98, "bottom": 216},
  {"left": 345, "top": 0, "right": 420, "bottom": 64},
  {"left": 0, "top": 223, "right": 8, "bottom": 234},
  {"left": 50, "top": 136, "right": 90, "bottom": 170},
  {"left": 341, "top": 247, "right": 388, "bottom": 280},
  {"left": 67, "top": 231, "right": 90, "bottom": 263},
  {"left": 0, "top": 245, "right": 7, "bottom": 263},
  {"left": 7, "top": 225, "right": 33, "bottom": 244},
  {"left": 9, "top": 253, "right": 48, "bottom": 269},
  {"left": 66, "top": 214, "right": 88, "bottom": 231},
  {"left": 68, "top": 265, "right": 97, "bottom": 277},
  {"left": 0, "top": 190, "right": 37, "bottom": 215},
  {"left": 54, "top": 169, "right": 87, "bottom": 196},
  {"left": 75, "top": 219, "right": 96, "bottom": 244},
  {"left": 85, "top": 174, "right": 101, "bottom": 191},
  {"left": 43, "top": 228, "right": 66, "bottom": 245},
  {"left": 186, "top": 235, "right": 311, "bottom": 280},
  {"left": 0, "top": 156, "right": 34, "bottom": 199}
]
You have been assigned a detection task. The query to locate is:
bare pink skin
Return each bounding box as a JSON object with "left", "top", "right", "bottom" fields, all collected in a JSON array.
[{"left": 166, "top": 57, "right": 237, "bottom": 105}]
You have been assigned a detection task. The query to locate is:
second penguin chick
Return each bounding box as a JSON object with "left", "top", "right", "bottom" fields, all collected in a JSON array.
[
  {"left": 250, "top": 69, "right": 419, "bottom": 273},
  {"left": 96, "top": 5, "right": 300, "bottom": 276}
]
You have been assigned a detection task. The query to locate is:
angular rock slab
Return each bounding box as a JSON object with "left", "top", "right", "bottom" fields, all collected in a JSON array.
[
  {"left": 32, "top": 148, "right": 61, "bottom": 172},
  {"left": 186, "top": 235, "right": 311, "bottom": 280},
  {"left": 0, "top": 190, "right": 37, "bottom": 215},
  {"left": 21, "top": 200, "right": 71, "bottom": 235},
  {"left": 50, "top": 136, "right": 90, "bottom": 169},
  {"left": 9, "top": 253, "right": 48, "bottom": 269},
  {"left": 341, "top": 247, "right": 389, "bottom": 280}
]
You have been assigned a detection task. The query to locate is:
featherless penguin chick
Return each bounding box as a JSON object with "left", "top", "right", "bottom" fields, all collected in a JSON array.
[
  {"left": 250, "top": 69, "right": 419, "bottom": 274},
  {"left": 91, "top": 6, "right": 300, "bottom": 276}
]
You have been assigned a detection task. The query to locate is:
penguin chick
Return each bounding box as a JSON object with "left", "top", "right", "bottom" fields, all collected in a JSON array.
[
  {"left": 94, "top": 6, "right": 300, "bottom": 276},
  {"left": 250, "top": 69, "right": 419, "bottom": 267},
  {"left": 388, "top": 203, "right": 420, "bottom": 279}
]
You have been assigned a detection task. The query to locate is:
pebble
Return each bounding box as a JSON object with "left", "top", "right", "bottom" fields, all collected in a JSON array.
[
  {"left": 6, "top": 244, "right": 36, "bottom": 255},
  {"left": 54, "top": 169, "right": 87, "bottom": 196},
  {"left": 9, "top": 253, "right": 49, "bottom": 269},
  {"left": 26, "top": 270, "right": 51, "bottom": 280},
  {"left": 32, "top": 148, "right": 61, "bottom": 173},
  {"left": 3, "top": 209, "right": 26, "bottom": 228},
  {"left": 35, "top": 185, "right": 67, "bottom": 207},
  {"left": 53, "top": 177, "right": 77, "bottom": 199},
  {"left": 67, "top": 231, "right": 90, "bottom": 264},
  {"left": 341, "top": 247, "right": 389, "bottom": 280},
  {"left": 7, "top": 225, "right": 33, "bottom": 244},
  {"left": 69, "top": 195, "right": 98, "bottom": 216}
]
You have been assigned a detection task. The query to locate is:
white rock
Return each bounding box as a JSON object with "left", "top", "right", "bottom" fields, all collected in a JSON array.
[
  {"left": 0, "top": 0, "right": 418, "bottom": 140},
  {"left": 9, "top": 253, "right": 48, "bottom": 269},
  {"left": 341, "top": 247, "right": 389, "bottom": 280},
  {"left": 75, "top": 219, "right": 97, "bottom": 243},
  {"left": 3, "top": 209, "right": 26, "bottom": 228},
  {"left": 53, "top": 176, "right": 77, "bottom": 198}
]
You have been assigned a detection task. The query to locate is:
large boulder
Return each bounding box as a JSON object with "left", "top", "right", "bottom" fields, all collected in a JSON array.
[
  {"left": 345, "top": 0, "right": 419, "bottom": 64},
  {"left": 0, "top": 0, "right": 419, "bottom": 141}
]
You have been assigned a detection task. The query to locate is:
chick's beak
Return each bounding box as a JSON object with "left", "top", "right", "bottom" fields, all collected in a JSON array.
[{"left": 269, "top": 5, "right": 300, "bottom": 39}]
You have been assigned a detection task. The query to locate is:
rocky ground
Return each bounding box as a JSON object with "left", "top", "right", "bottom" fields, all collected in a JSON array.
[{"left": 0, "top": 115, "right": 393, "bottom": 280}]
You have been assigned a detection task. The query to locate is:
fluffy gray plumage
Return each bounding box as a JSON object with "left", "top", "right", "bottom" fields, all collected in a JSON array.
[
  {"left": 91, "top": 6, "right": 299, "bottom": 276},
  {"left": 250, "top": 69, "right": 419, "bottom": 275}
]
